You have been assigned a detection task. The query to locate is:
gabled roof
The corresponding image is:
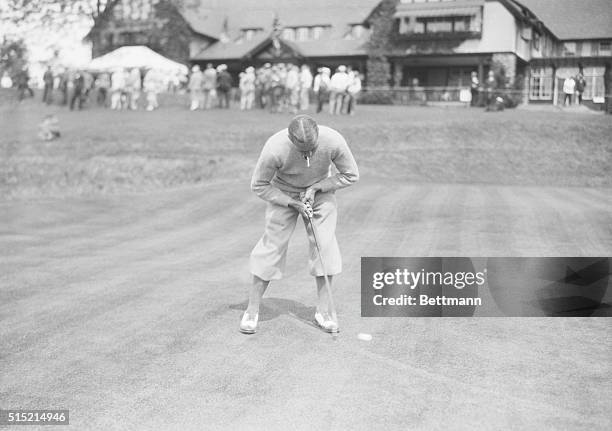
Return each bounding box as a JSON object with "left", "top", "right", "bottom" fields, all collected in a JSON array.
[
  {"left": 181, "top": 0, "right": 380, "bottom": 40},
  {"left": 512, "top": 0, "right": 612, "bottom": 40},
  {"left": 194, "top": 33, "right": 271, "bottom": 60},
  {"left": 191, "top": 33, "right": 369, "bottom": 61},
  {"left": 184, "top": 0, "right": 378, "bottom": 61}
]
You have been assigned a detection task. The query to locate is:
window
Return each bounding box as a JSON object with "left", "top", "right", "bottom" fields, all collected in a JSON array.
[
  {"left": 114, "top": 3, "right": 123, "bottom": 20},
  {"left": 413, "top": 16, "right": 471, "bottom": 34},
  {"left": 282, "top": 26, "right": 327, "bottom": 41},
  {"left": 599, "top": 42, "right": 611, "bottom": 56},
  {"left": 563, "top": 42, "right": 576, "bottom": 56},
  {"left": 282, "top": 28, "right": 295, "bottom": 40},
  {"left": 581, "top": 67, "right": 605, "bottom": 101},
  {"left": 398, "top": 17, "right": 410, "bottom": 34},
  {"left": 118, "top": 32, "right": 135, "bottom": 45},
  {"left": 533, "top": 31, "right": 541, "bottom": 51},
  {"left": 352, "top": 24, "right": 366, "bottom": 38},
  {"left": 414, "top": 19, "right": 425, "bottom": 33},
  {"left": 453, "top": 17, "right": 470, "bottom": 32},
  {"left": 241, "top": 28, "right": 262, "bottom": 41},
  {"left": 296, "top": 27, "right": 309, "bottom": 41},
  {"left": 122, "top": 3, "right": 131, "bottom": 20},
  {"left": 426, "top": 18, "right": 452, "bottom": 32},
  {"left": 581, "top": 41, "right": 591, "bottom": 56},
  {"left": 312, "top": 26, "right": 324, "bottom": 40},
  {"left": 140, "top": 1, "right": 152, "bottom": 20},
  {"left": 135, "top": 33, "right": 148, "bottom": 45},
  {"left": 114, "top": 0, "right": 155, "bottom": 21},
  {"left": 529, "top": 67, "right": 553, "bottom": 100}
]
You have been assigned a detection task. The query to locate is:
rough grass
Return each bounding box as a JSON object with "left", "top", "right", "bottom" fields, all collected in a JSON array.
[{"left": 1, "top": 96, "right": 611, "bottom": 200}]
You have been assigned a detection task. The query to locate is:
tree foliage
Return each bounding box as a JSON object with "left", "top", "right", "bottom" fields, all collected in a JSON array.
[
  {"left": 365, "top": 0, "right": 398, "bottom": 87},
  {"left": 0, "top": 38, "right": 28, "bottom": 79},
  {"left": 1, "top": 1, "right": 120, "bottom": 28},
  {"left": 1, "top": 0, "right": 185, "bottom": 29}
]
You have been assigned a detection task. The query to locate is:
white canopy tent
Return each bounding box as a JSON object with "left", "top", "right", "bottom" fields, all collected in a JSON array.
[{"left": 88, "top": 46, "right": 188, "bottom": 74}]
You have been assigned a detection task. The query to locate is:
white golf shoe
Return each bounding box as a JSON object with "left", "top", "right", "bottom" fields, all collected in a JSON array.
[
  {"left": 239, "top": 311, "right": 258, "bottom": 334},
  {"left": 314, "top": 311, "right": 339, "bottom": 333}
]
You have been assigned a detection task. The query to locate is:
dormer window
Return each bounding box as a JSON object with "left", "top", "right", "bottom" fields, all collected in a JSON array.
[
  {"left": 312, "top": 26, "right": 324, "bottom": 40},
  {"left": 351, "top": 24, "right": 366, "bottom": 38},
  {"left": 296, "top": 27, "right": 309, "bottom": 41},
  {"left": 282, "top": 28, "right": 295, "bottom": 40},
  {"left": 241, "top": 28, "right": 263, "bottom": 41},
  {"left": 282, "top": 26, "right": 329, "bottom": 41}
]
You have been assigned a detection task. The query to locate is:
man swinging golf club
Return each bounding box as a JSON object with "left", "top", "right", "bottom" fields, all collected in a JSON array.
[{"left": 240, "top": 114, "right": 359, "bottom": 334}]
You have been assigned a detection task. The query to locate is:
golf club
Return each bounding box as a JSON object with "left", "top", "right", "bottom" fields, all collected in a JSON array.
[{"left": 301, "top": 195, "right": 338, "bottom": 328}]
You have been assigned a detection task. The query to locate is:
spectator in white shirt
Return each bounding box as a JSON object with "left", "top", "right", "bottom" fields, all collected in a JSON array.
[
  {"left": 563, "top": 76, "right": 575, "bottom": 106},
  {"left": 329, "top": 65, "right": 350, "bottom": 115},
  {"left": 299, "top": 64, "right": 313, "bottom": 111},
  {"left": 346, "top": 69, "right": 362, "bottom": 115},
  {"left": 313, "top": 67, "right": 331, "bottom": 113}
]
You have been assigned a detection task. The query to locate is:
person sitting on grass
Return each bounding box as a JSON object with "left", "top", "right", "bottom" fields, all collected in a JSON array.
[{"left": 38, "top": 114, "right": 61, "bottom": 141}]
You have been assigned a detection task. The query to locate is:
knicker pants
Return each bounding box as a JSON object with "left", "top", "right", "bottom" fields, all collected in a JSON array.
[{"left": 250, "top": 191, "right": 342, "bottom": 281}]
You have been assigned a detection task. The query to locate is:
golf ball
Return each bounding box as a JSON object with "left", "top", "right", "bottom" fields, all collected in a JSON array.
[{"left": 357, "top": 333, "right": 372, "bottom": 341}]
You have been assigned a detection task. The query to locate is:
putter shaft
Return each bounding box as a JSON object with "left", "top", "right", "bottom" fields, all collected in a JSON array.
[{"left": 306, "top": 213, "right": 338, "bottom": 323}]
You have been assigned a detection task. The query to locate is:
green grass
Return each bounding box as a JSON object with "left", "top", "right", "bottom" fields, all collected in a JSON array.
[{"left": 1, "top": 97, "right": 611, "bottom": 200}]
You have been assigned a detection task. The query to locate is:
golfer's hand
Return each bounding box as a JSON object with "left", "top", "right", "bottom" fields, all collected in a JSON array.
[
  {"left": 302, "top": 186, "right": 319, "bottom": 205},
  {"left": 290, "top": 200, "right": 313, "bottom": 218}
]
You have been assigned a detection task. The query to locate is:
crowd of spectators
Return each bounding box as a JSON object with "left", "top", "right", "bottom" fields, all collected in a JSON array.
[
  {"left": 188, "top": 62, "right": 362, "bottom": 115},
  {"left": 5, "top": 62, "right": 364, "bottom": 115}
]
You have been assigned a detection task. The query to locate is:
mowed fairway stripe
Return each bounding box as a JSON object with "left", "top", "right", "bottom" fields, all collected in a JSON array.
[
  {"left": 519, "top": 186, "right": 611, "bottom": 255},
  {"left": 337, "top": 182, "right": 431, "bottom": 257},
  {"left": 0, "top": 183, "right": 263, "bottom": 350},
  {"left": 547, "top": 187, "right": 612, "bottom": 254}
]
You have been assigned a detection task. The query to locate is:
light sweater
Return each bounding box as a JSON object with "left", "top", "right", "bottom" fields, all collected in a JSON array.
[
  {"left": 251, "top": 126, "right": 359, "bottom": 206},
  {"left": 330, "top": 72, "right": 350, "bottom": 92}
]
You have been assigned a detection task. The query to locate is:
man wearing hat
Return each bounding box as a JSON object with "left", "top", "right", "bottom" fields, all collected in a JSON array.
[
  {"left": 313, "top": 67, "right": 331, "bottom": 113},
  {"left": 329, "top": 65, "right": 350, "bottom": 115},
  {"left": 240, "top": 115, "right": 359, "bottom": 335}
]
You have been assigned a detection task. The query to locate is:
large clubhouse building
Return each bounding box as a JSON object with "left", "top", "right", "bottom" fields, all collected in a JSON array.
[{"left": 87, "top": 0, "right": 612, "bottom": 108}]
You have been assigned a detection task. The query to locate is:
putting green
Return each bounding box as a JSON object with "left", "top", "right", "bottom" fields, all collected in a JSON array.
[{"left": 1, "top": 179, "right": 610, "bottom": 429}]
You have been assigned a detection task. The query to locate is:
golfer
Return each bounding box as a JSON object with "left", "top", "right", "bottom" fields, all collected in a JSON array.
[{"left": 240, "top": 115, "right": 359, "bottom": 334}]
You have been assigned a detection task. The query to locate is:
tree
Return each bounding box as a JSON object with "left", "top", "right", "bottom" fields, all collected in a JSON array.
[
  {"left": 1, "top": 1, "right": 120, "bottom": 29},
  {"left": 1, "top": 1, "right": 186, "bottom": 29},
  {"left": 366, "top": 0, "right": 398, "bottom": 88},
  {"left": 0, "top": 38, "right": 28, "bottom": 80}
]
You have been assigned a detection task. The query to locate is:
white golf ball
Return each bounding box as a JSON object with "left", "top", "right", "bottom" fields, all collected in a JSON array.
[{"left": 357, "top": 333, "right": 372, "bottom": 341}]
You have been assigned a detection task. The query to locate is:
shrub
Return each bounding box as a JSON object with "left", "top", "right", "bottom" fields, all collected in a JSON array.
[{"left": 358, "top": 89, "right": 395, "bottom": 105}]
